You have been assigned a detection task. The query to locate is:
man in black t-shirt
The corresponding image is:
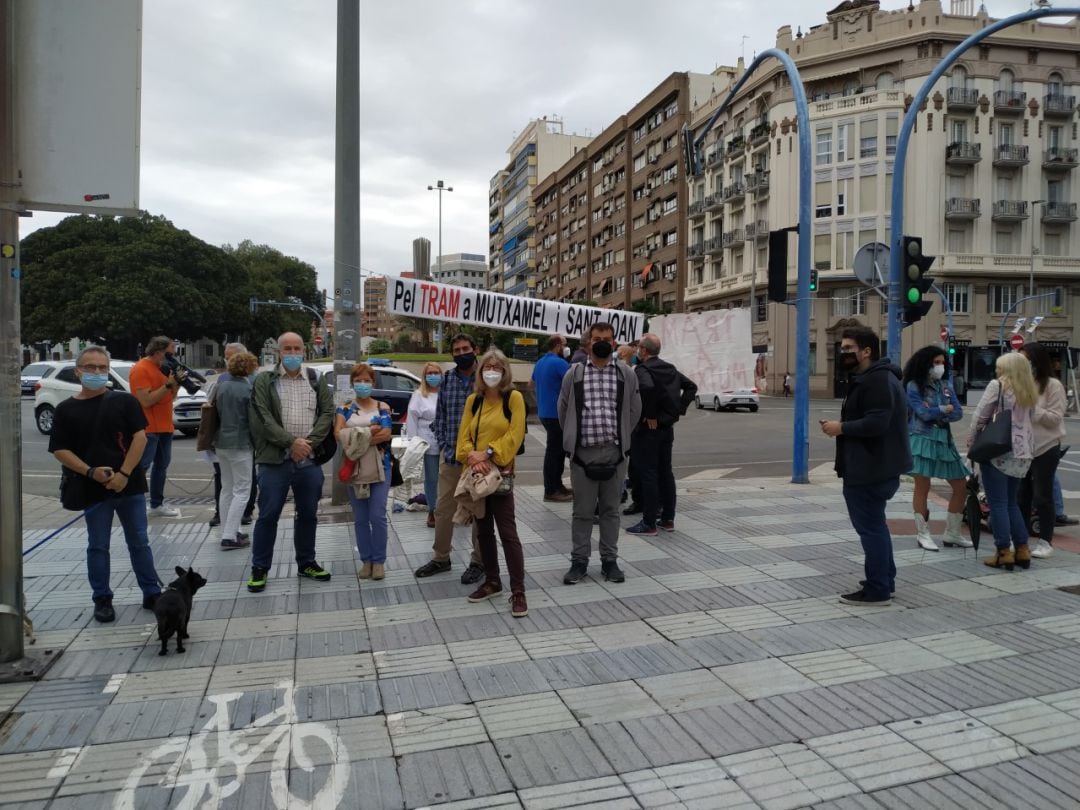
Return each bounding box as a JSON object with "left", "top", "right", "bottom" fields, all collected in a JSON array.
[{"left": 49, "top": 346, "right": 162, "bottom": 623}]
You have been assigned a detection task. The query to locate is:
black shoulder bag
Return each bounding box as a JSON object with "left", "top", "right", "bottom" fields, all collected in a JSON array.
[
  {"left": 967, "top": 385, "right": 1012, "bottom": 464},
  {"left": 305, "top": 367, "right": 338, "bottom": 465}
]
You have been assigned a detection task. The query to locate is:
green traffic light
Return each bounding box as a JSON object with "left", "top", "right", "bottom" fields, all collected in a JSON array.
[
  {"left": 949, "top": 347, "right": 956, "bottom": 354},
  {"left": 906, "top": 288, "right": 922, "bottom": 304}
]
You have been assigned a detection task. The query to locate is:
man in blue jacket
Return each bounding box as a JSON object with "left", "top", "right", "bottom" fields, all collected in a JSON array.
[
  {"left": 820, "top": 326, "right": 911, "bottom": 606},
  {"left": 531, "top": 335, "right": 572, "bottom": 502}
]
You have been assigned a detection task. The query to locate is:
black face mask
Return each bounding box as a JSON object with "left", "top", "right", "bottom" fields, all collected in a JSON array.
[
  {"left": 591, "top": 340, "right": 613, "bottom": 359},
  {"left": 840, "top": 352, "right": 860, "bottom": 371},
  {"left": 453, "top": 352, "right": 476, "bottom": 370}
]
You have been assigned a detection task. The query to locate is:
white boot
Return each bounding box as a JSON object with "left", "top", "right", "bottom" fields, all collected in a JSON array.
[
  {"left": 942, "top": 512, "right": 973, "bottom": 548},
  {"left": 914, "top": 513, "right": 939, "bottom": 551}
]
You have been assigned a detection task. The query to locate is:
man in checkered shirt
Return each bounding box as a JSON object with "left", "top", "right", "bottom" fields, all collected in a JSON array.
[{"left": 558, "top": 322, "right": 641, "bottom": 585}]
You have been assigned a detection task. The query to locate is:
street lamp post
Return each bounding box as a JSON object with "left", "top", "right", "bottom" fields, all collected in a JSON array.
[
  {"left": 427, "top": 180, "right": 453, "bottom": 351},
  {"left": 1030, "top": 199, "right": 1045, "bottom": 305}
]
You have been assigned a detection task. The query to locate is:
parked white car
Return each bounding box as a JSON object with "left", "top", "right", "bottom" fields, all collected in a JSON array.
[
  {"left": 696, "top": 386, "right": 759, "bottom": 413},
  {"left": 21, "top": 360, "right": 65, "bottom": 396},
  {"left": 172, "top": 388, "right": 208, "bottom": 437},
  {"left": 33, "top": 360, "right": 135, "bottom": 435}
]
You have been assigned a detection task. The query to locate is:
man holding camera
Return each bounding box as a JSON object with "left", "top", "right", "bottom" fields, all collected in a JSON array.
[{"left": 131, "top": 335, "right": 185, "bottom": 518}]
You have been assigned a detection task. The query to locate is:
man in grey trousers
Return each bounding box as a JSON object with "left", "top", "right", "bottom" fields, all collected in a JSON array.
[{"left": 558, "top": 321, "right": 641, "bottom": 584}]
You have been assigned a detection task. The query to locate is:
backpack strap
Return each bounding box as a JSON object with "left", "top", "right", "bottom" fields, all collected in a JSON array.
[{"left": 305, "top": 366, "right": 319, "bottom": 392}]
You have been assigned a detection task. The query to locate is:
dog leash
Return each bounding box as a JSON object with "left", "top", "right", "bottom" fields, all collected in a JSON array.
[{"left": 21, "top": 502, "right": 103, "bottom": 557}]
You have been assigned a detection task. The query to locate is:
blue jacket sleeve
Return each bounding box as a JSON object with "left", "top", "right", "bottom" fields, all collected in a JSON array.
[
  {"left": 906, "top": 381, "right": 947, "bottom": 423},
  {"left": 944, "top": 381, "right": 963, "bottom": 422}
]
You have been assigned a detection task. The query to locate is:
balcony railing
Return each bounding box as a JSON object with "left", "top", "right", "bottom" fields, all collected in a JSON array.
[
  {"left": 993, "top": 144, "right": 1029, "bottom": 166},
  {"left": 743, "top": 220, "right": 769, "bottom": 240},
  {"left": 722, "top": 228, "right": 744, "bottom": 247},
  {"left": 688, "top": 200, "right": 706, "bottom": 218},
  {"left": 946, "top": 86, "right": 979, "bottom": 109},
  {"left": 705, "top": 192, "right": 723, "bottom": 211},
  {"left": 1043, "top": 202, "right": 1078, "bottom": 223},
  {"left": 993, "top": 90, "right": 1027, "bottom": 113},
  {"left": 946, "top": 142, "right": 981, "bottom": 164},
  {"left": 722, "top": 182, "right": 746, "bottom": 202},
  {"left": 726, "top": 136, "right": 745, "bottom": 156},
  {"left": 944, "top": 198, "right": 981, "bottom": 219},
  {"left": 991, "top": 200, "right": 1029, "bottom": 221},
  {"left": 706, "top": 151, "right": 723, "bottom": 169},
  {"left": 745, "top": 171, "right": 770, "bottom": 195},
  {"left": 1044, "top": 147, "right": 1079, "bottom": 170},
  {"left": 1044, "top": 93, "right": 1076, "bottom": 118},
  {"left": 688, "top": 242, "right": 705, "bottom": 259},
  {"left": 748, "top": 121, "right": 770, "bottom": 145},
  {"left": 704, "top": 236, "right": 724, "bottom": 255}
]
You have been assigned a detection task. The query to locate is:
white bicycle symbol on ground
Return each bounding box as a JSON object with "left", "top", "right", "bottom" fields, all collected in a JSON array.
[{"left": 115, "top": 680, "right": 349, "bottom": 810}]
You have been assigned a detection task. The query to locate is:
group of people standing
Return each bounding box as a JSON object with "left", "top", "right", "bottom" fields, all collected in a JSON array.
[{"left": 822, "top": 325, "right": 1070, "bottom": 608}]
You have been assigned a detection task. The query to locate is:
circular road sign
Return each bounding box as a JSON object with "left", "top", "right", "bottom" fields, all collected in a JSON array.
[
  {"left": 940, "top": 326, "right": 949, "bottom": 342},
  {"left": 1010, "top": 333, "right": 1025, "bottom": 351}
]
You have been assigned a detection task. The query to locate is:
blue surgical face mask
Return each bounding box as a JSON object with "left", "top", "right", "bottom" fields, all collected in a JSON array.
[
  {"left": 353, "top": 382, "right": 373, "bottom": 398},
  {"left": 425, "top": 374, "right": 442, "bottom": 387},
  {"left": 81, "top": 373, "right": 109, "bottom": 391},
  {"left": 281, "top": 354, "right": 303, "bottom": 371}
]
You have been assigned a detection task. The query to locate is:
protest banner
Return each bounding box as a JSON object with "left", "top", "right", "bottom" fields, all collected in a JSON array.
[
  {"left": 649, "top": 309, "right": 755, "bottom": 394},
  {"left": 387, "top": 277, "right": 645, "bottom": 344}
]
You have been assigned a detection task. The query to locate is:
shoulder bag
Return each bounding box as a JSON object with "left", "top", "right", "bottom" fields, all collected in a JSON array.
[
  {"left": 967, "top": 385, "right": 1012, "bottom": 464},
  {"left": 195, "top": 384, "right": 220, "bottom": 452}
]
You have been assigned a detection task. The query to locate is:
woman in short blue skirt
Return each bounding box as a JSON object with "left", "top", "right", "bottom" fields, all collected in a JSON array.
[{"left": 903, "top": 345, "right": 971, "bottom": 551}]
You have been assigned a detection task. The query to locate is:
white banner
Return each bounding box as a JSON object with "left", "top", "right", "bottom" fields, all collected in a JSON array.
[
  {"left": 649, "top": 309, "right": 755, "bottom": 394},
  {"left": 387, "top": 277, "right": 645, "bottom": 344}
]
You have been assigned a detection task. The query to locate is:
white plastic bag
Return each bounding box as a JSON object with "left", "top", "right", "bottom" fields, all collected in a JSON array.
[{"left": 400, "top": 436, "right": 429, "bottom": 482}]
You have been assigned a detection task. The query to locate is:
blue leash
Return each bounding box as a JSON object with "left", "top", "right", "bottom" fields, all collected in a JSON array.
[{"left": 22, "top": 502, "right": 102, "bottom": 557}]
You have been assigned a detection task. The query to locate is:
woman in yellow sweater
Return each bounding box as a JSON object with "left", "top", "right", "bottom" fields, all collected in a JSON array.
[{"left": 456, "top": 349, "right": 528, "bottom": 617}]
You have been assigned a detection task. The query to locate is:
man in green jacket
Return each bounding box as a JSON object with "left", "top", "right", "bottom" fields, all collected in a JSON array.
[{"left": 246, "top": 332, "right": 335, "bottom": 592}]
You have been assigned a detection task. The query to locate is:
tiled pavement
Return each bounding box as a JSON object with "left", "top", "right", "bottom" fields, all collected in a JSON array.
[{"left": 6, "top": 475, "right": 1080, "bottom": 809}]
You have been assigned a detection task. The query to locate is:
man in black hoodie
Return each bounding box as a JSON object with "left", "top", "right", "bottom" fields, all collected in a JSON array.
[
  {"left": 821, "top": 326, "right": 911, "bottom": 606},
  {"left": 626, "top": 334, "right": 697, "bottom": 535}
]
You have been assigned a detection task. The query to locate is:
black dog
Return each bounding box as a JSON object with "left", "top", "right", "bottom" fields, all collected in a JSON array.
[{"left": 154, "top": 566, "right": 207, "bottom": 656}]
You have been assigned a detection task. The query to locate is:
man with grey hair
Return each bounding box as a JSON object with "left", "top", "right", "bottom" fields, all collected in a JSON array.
[
  {"left": 626, "top": 333, "right": 696, "bottom": 535},
  {"left": 206, "top": 342, "right": 257, "bottom": 529},
  {"left": 246, "top": 332, "right": 334, "bottom": 592}
]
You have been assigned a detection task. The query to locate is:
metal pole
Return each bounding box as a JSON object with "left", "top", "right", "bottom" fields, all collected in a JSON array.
[
  {"left": 888, "top": 6, "right": 1080, "bottom": 366},
  {"left": 0, "top": 0, "right": 24, "bottom": 663},
  {"left": 997, "top": 292, "right": 1056, "bottom": 346},
  {"left": 1029, "top": 199, "right": 1043, "bottom": 306},
  {"left": 428, "top": 181, "right": 452, "bottom": 354},
  {"left": 331, "top": 0, "right": 359, "bottom": 506}
]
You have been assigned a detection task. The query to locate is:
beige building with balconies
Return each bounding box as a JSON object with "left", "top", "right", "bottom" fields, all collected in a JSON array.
[{"left": 685, "top": 0, "right": 1080, "bottom": 397}]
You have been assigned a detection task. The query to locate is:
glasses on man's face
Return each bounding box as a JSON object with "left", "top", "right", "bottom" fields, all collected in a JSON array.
[{"left": 79, "top": 364, "right": 109, "bottom": 373}]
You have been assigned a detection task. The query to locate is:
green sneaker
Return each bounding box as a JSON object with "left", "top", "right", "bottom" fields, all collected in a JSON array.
[
  {"left": 247, "top": 566, "right": 269, "bottom": 593},
  {"left": 298, "top": 561, "right": 332, "bottom": 582}
]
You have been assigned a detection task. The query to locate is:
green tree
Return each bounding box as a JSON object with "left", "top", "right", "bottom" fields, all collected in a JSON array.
[
  {"left": 368, "top": 338, "right": 392, "bottom": 355},
  {"left": 223, "top": 240, "right": 321, "bottom": 349}
]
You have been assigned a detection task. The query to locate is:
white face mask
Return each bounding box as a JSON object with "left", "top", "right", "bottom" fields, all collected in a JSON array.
[
  {"left": 482, "top": 371, "right": 503, "bottom": 387},
  {"left": 562, "top": 346, "right": 571, "bottom": 358},
  {"left": 931, "top": 364, "right": 946, "bottom": 380}
]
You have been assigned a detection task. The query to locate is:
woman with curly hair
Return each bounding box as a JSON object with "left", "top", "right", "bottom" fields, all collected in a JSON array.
[
  {"left": 902, "top": 345, "right": 970, "bottom": 551},
  {"left": 967, "top": 351, "right": 1038, "bottom": 570}
]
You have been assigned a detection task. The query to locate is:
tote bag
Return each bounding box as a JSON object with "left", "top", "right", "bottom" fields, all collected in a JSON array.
[{"left": 967, "top": 388, "right": 1012, "bottom": 464}]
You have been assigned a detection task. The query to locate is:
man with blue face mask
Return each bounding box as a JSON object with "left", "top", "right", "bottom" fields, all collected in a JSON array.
[
  {"left": 246, "top": 331, "right": 335, "bottom": 593},
  {"left": 50, "top": 346, "right": 162, "bottom": 623}
]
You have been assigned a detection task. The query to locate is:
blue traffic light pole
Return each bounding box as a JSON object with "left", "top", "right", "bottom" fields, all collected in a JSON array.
[
  {"left": 888, "top": 7, "right": 1080, "bottom": 366},
  {"left": 690, "top": 49, "right": 812, "bottom": 483}
]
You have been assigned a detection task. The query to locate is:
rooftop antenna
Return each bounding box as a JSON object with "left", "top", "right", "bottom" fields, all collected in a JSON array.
[{"left": 741, "top": 34, "right": 750, "bottom": 63}]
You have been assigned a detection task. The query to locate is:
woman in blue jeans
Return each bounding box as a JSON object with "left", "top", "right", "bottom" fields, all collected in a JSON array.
[
  {"left": 967, "top": 352, "right": 1037, "bottom": 571},
  {"left": 335, "top": 363, "right": 393, "bottom": 580},
  {"left": 407, "top": 362, "right": 443, "bottom": 528}
]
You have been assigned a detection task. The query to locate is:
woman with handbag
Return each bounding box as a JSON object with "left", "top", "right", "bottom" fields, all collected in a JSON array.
[
  {"left": 214, "top": 351, "right": 259, "bottom": 550},
  {"left": 334, "top": 363, "right": 393, "bottom": 580},
  {"left": 456, "top": 349, "right": 528, "bottom": 617},
  {"left": 966, "top": 351, "right": 1037, "bottom": 571},
  {"left": 1018, "top": 342, "right": 1067, "bottom": 559},
  {"left": 407, "top": 362, "right": 444, "bottom": 528},
  {"left": 902, "top": 346, "right": 970, "bottom": 551}
]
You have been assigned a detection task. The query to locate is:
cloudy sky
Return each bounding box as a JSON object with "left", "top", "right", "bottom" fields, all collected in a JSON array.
[{"left": 24, "top": 0, "right": 1040, "bottom": 299}]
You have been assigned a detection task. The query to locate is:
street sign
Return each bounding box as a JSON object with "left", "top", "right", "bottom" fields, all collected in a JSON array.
[
  {"left": 1027, "top": 316, "right": 1044, "bottom": 334},
  {"left": 853, "top": 242, "right": 890, "bottom": 288},
  {"left": 940, "top": 326, "right": 949, "bottom": 342},
  {"left": 1010, "top": 334, "right": 1025, "bottom": 351},
  {"left": 1012, "top": 317, "right": 1026, "bottom": 335}
]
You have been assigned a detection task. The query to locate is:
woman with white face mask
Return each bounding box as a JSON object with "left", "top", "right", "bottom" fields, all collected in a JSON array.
[
  {"left": 407, "top": 362, "right": 445, "bottom": 528},
  {"left": 902, "top": 345, "right": 969, "bottom": 551},
  {"left": 456, "top": 349, "right": 528, "bottom": 618}
]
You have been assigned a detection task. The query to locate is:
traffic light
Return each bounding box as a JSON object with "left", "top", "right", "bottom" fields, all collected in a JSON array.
[
  {"left": 767, "top": 229, "right": 790, "bottom": 303},
  {"left": 902, "top": 235, "right": 935, "bottom": 326},
  {"left": 948, "top": 336, "right": 957, "bottom": 356},
  {"left": 809, "top": 268, "right": 819, "bottom": 293}
]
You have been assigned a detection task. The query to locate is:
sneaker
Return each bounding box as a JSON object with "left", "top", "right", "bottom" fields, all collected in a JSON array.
[
  {"left": 92, "top": 597, "right": 115, "bottom": 623},
  {"left": 601, "top": 559, "right": 625, "bottom": 583},
  {"left": 544, "top": 491, "right": 573, "bottom": 503},
  {"left": 1056, "top": 514, "right": 1079, "bottom": 527},
  {"left": 622, "top": 502, "right": 642, "bottom": 516},
  {"left": 625, "top": 521, "right": 657, "bottom": 536},
  {"left": 241, "top": 514, "right": 253, "bottom": 526},
  {"left": 221, "top": 537, "right": 251, "bottom": 550},
  {"left": 208, "top": 514, "right": 221, "bottom": 528},
  {"left": 467, "top": 581, "right": 503, "bottom": 603},
  {"left": 247, "top": 566, "right": 269, "bottom": 592},
  {"left": 658, "top": 520, "right": 675, "bottom": 532},
  {"left": 460, "top": 562, "right": 485, "bottom": 585},
  {"left": 298, "top": 561, "right": 332, "bottom": 582},
  {"left": 148, "top": 505, "right": 181, "bottom": 518},
  {"left": 839, "top": 589, "right": 891, "bottom": 606},
  {"left": 237, "top": 531, "right": 249, "bottom": 542},
  {"left": 1030, "top": 538, "right": 1054, "bottom": 559},
  {"left": 509, "top": 592, "right": 528, "bottom": 618},
  {"left": 563, "top": 561, "right": 588, "bottom": 585},
  {"left": 414, "top": 559, "right": 451, "bottom": 578},
  {"left": 141, "top": 593, "right": 160, "bottom": 610},
  {"left": 859, "top": 579, "right": 895, "bottom": 596}
]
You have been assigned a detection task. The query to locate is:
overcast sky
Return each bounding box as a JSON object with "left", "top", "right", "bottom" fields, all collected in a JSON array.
[{"left": 24, "top": 0, "right": 1040, "bottom": 299}]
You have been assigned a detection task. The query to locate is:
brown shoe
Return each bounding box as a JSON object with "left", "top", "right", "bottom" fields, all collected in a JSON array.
[
  {"left": 371, "top": 563, "right": 385, "bottom": 580},
  {"left": 983, "top": 547, "right": 1015, "bottom": 571},
  {"left": 544, "top": 491, "right": 573, "bottom": 503},
  {"left": 426, "top": 512, "right": 436, "bottom": 528},
  {"left": 1014, "top": 543, "right": 1031, "bottom": 570},
  {"left": 509, "top": 592, "right": 528, "bottom": 618},
  {"left": 358, "top": 562, "right": 372, "bottom": 579},
  {"left": 467, "top": 581, "right": 503, "bottom": 603}
]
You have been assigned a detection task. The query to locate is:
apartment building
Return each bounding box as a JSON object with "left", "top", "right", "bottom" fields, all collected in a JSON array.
[
  {"left": 431, "top": 253, "right": 489, "bottom": 290},
  {"left": 361, "top": 273, "right": 414, "bottom": 343},
  {"left": 532, "top": 71, "right": 735, "bottom": 316},
  {"left": 488, "top": 117, "right": 593, "bottom": 296},
  {"left": 685, "top": 0, "right": 1080, "bottom": 396}
]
